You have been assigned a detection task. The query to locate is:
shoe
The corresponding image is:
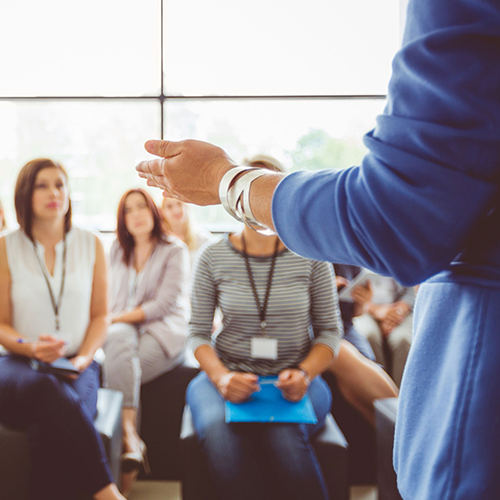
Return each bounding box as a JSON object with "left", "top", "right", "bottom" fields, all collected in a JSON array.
[{"left": 121, "top": 439, "right": 151, "bottom": 475}]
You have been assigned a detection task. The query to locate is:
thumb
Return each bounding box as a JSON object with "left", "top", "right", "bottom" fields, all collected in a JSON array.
[
  {"left": 242, "top": 373, "right": 259, "bottom": 383},
  {"left": 279, "top": 370, "right": 292, "bottom": 382},
  {"left": 144, "top": 139, "right": 182, "bottom": 159},
  {"left": 39, "top": 334, "right": 57, "bottom": 342}
]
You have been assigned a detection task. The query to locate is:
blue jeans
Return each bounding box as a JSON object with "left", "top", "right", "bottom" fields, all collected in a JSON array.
[
  {"left": 187, "top": 372, "right": 332, "bottom": 500},
  {"left": 0, "top": 355, "right": 113, "bottom": 500}
]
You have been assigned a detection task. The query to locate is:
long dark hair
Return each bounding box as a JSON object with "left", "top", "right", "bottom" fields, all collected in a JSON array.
[
  {"left": 116, "top": 188, "right": 167, "bottom": 265},
  {"left": 14, "top": 158, "right": 72, "bottom": 241}
]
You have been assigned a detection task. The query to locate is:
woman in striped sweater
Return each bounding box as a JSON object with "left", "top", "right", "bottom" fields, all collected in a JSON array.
[{"left": 186, "top": 157, "right": 397, "bottom": 500}]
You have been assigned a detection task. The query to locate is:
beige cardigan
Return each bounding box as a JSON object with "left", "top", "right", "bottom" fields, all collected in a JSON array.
[{"left": 108, "top": 236, "right": 190, "bottom": 358}]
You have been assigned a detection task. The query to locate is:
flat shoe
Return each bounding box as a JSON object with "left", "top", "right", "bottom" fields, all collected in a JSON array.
[{"left": 121, "top": 440, "right": 151, "bottom": 475}]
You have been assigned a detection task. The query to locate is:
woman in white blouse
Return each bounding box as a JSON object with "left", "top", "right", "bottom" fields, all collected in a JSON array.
[{"left": 0, "top": 159, "right": 125, "bottom": 500}]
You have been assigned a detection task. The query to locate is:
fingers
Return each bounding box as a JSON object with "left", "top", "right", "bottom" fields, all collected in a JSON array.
[
  {"left": 335, "top": 277, "right": 349, "bottom": 289},
  {"left": 352, "top": 285, "right": 372, "bottom": 303},
  {"left": 144, "top": 139, "right": 183, "bottom": 159},
  {"left": 69, "top": 355, "right": 89, "bottom": 373},
  {"left": 38, "top": 334, "right": 59, "bottom": 342},
  {"left": 34, "top": 336, "right": 67, "bottom": 363},
  {"left": 278, "top": 369, "right": 293, "bottom": 384},
  {"left": 238, "top": 373, "right": 259, "bottom": 392},
  {"left": 277, "top": 370, "right": 308, "bottom": 402},
  {"left": 381, "top": 321, "right": 395, "bottom": 336},
  {"left": 136, "top": 158, "right": 165, "bottom": 177},
  {"left": 219, "top": 372, "right": 259, "bottom": 403}
]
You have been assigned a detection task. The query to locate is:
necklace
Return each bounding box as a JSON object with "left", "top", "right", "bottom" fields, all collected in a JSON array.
[
  {"left": 241, "top": 234, "right": 280, "bottom": 332},
  {"left": 33, "top": 234, "right": 67, "bottom": 332}
]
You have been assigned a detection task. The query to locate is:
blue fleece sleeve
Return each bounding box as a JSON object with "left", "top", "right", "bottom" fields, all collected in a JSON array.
[{"left": 272, "top": 0, "right": 500, "bottom": 286}]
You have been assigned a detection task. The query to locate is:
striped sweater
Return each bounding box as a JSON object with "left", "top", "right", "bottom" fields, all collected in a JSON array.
[{"left": 188, "top": 235, "right": 343, "bottom": 376}]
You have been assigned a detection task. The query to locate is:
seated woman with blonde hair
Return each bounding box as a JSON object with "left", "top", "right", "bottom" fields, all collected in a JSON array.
[
  {"left": 161, "top": 196, "right": 213, "bottom": 271},
  {"left": 0, "top": 159, "right": 125, "bottom": 500}
]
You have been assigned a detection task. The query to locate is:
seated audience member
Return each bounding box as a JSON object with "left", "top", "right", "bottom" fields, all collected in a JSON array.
[
  {"left": 333, "top": 263, "right": 376, "bottom": 361},
  {"left": 186, "top": 156, "right": 397, "bottom": 500},
  {"left": 0, "top": 198, "right": 7, "bottom": 233},
  {"left": 353, "top": 274, "right": 415, "bottom": 386},
  {"left": 161, "top": 196, "right": 213, "bottom": 271},
  {"left": 104, "top": 188, "right": 190, "bottom": 494},
  {"left": 0, "top": 159, "right": 125, "bottom": 500}
]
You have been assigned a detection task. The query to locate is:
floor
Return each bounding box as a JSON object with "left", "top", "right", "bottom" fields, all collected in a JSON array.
[{"left": 128, "top": 481, "right": 378, "bottom": 500}]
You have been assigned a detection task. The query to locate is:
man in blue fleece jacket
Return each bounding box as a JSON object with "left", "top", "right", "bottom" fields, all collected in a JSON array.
[{"left": 136, "top": 0, "right": 500, "bottom": 497}]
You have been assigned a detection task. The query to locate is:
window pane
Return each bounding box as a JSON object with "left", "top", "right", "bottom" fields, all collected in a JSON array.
[
  {"left": 0, "top": 100, "right": 160, "bottom": 231},
  {"left": 164, "top": 98, "right": 385, "bottom": 228},
  {"left": 164, "top": 0, "right": 399, "bottom": 96},
  {"left": 0, "top": 0, "right": 160, "bottom": 97}
]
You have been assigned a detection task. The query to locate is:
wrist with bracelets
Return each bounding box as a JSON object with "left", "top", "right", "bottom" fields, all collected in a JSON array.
[
  {"left": 219, "top": 166, "right": 276, "bottom": 235},
  {"left": 297, "top": 367, "right": 311, "bottom": 385}
]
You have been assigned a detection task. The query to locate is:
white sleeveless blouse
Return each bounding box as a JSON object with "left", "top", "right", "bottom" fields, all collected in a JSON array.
[{"left": 5, "top": 227, "right": 96, "bottom": 356}]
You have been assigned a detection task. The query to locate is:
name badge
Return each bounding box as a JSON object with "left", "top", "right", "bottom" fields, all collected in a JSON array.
[{"left": 251, "top": 337, "right": 278, "bottom": 360}]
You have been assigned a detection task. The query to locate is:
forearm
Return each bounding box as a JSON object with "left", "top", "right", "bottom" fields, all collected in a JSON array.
[
  {"left": 248, "top": 173, "right": 285, "bottom": 231},
  {"left": 0, "top": 323, "right": 35, "bottom": 358},
  {"left": 352, "top": 302, "right": 366, "bottom": 317},
  {"left": 77, "top": 314, "right": 108, "bottom": 359},
  {"left": 299, "top": 343, "right": 335, "bottom": 380},
  {"left": 111, "top": 307, "right": 145, "bottom": 325},
  {"left": 194, "top": 344, "right": 230, "bottom": 386}
]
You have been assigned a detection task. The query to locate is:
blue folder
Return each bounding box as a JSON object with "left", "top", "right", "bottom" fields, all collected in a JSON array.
[{"left": 225, "top": 376, "right": 318, "bottom": 424}]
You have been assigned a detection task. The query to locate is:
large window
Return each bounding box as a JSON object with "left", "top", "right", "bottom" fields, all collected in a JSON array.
[{"left": 0, "top": 0, "right": 401, "bottom": 231}]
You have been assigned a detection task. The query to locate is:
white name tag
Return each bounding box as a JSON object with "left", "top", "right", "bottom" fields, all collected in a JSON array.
[{"left": 251, "top": 337, "right": 278, "bottom": 360}]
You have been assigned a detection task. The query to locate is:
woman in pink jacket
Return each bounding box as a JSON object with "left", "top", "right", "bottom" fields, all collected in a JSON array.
[{"left": 103, "top": 188, "right": 190, "bottom": 493}]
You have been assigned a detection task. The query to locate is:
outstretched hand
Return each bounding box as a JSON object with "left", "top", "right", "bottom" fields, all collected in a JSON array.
[{"left": 136, "top": 139, "right": 236, "bottom": 206}]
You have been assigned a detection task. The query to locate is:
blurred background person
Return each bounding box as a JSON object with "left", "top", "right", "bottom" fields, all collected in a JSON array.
[
  {"left": 161, "top": 196, "right": 213, "bottom": 271},
  {"left": 0, "top": 159, "right": 124, "bottom": 500},
  {"left": 353, "top": 275, "right": 415, "bottom": 387},
  {"left": 333, "top": 263, "right": 376, "bottom": 362},
  {"left": 104, "top": 188, "right": 190, "bottom": 494}
]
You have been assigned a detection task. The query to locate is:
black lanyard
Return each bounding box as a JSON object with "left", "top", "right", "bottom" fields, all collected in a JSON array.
[
  {"left": 33, "top": 235, "right": 67, "bottom": 332},
  {"left": 241, "top": 234, "right": 280, "bottom": 333}
]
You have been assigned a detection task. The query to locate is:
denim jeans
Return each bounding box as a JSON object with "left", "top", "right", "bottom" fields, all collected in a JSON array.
[
  {"left": 0, "top": 355, "right": 113, "bottom": 499},
  {"left": 186, "top": 371, "right": 332, "bottom": 500}
]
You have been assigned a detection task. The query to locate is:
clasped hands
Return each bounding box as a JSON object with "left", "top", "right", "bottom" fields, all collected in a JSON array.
[
  {"left": 371, "top": 302, "right": 410, "bottom": 336},
  {"left": 216, "top": 369, "right": 309, "bottom": 404},
  {"left": 31, "top": 335, "right": 90, "bottom": 376}
]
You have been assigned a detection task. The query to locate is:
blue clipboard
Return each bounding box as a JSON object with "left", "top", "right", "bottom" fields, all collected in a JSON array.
[{"left": 225, "top": 376, "right": 317, "bottom": 424}]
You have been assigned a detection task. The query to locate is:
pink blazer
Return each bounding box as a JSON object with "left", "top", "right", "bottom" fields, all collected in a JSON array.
[{"left": 108, "top": 236, "right": 190, "bottom": 358}]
